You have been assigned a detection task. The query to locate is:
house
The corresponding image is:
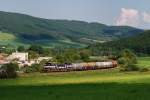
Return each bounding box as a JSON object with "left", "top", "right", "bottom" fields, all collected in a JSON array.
[
  {"left": 6, "top": 52, "right": 28, "bottom": 68},
  {"left": 7, "top": 52, "right": 28, "bottom": 62},
  {"left": 6, "top": 52, "right": 52, "bottom": 68},
  {"left": 36, "top": 57, "right": 52, "bottom": 63},
  {"left": 27, "top": 57, "right": 52, "bottom": 66}
]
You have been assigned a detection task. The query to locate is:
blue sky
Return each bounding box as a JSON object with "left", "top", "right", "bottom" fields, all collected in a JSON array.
[{"left": 0, "top": 0, "right": 150, "bottom": 29}]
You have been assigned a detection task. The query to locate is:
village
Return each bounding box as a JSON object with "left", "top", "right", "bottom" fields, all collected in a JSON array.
[
  {"left": 0, "top": 50, "right": 118, "bottom": 73},
  {"left": 0, "top": 51, "right": 52, "bottom": 68}
]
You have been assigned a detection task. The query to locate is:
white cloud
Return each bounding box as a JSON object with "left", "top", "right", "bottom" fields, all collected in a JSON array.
[
  {"left": 142, "top": 12, "right": 150, "bottom": 23},
  {"left": 116, "top": 8, "right": 140, "bottom": 27}
]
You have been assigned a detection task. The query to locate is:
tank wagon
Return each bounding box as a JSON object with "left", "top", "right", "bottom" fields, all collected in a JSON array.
[{"left": 43, "top": 61, "right": 117, "bottom": 72}]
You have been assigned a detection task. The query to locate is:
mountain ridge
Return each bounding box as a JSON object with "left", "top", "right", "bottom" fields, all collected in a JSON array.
[{"left": 0, "top": 11, "right": 143, "bottom": 47}]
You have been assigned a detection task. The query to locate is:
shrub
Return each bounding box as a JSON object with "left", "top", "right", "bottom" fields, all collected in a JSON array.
[
  {"left": 0, "top": 63, "right": 19, "bottom": 79},
  {"left": 140, "top": 68, "right": 149, "bottom": 72},
  {"left": 124, "top": 64, "right": 139, "bottom": 71},
  {"left": 24, "top": 64, "right": 42, "bottom": 73},
  {"left": 118, "top": 49, "right": 139, "bottom": 71}
]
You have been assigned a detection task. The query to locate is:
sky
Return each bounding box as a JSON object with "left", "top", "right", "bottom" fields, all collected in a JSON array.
[{"left": 0, "top": 0, "right": 150, "bottom": 29}]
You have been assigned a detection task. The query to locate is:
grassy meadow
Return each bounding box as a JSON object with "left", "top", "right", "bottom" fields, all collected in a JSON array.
[
  {"left": 137, "top": 57, "right": 150, "bottom": 68},
  {"left": 0, "top": 57, "right": 150, "bottom": 100}
]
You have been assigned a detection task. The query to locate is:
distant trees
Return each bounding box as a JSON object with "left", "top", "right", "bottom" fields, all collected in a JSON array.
[
  {"left": 0, "top": 44, "right": 15, "bottom": 54},
  {"left": 28, "top": 45, "right": 44, "bottom": 54},
  {"left": 17, "top": 45, "right": 25, "bottom": 52},
  {"left": 79, "top": 49, "right": 91, "bottom": 62},
  {"left": 28, "top": 51, "right": 39, "bottom": 60},
  {"left": 28, "top": 45, "right": 52, "bottom": 57},
  {"left": 88, "top": 30, "right": 150, "bottom": 56},
  {"left": 53, "top": 48, "right": 92, "bottom": 64},
  {"left": 55, "top": 49, "right": 81, "bottom": 64}
]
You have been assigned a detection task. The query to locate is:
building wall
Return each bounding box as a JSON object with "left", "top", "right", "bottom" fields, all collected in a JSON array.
[{"left": 8, "top": 52, "right": 28, "bottom": 61}]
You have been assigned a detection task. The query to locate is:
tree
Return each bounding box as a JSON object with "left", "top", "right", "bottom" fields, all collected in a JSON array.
[
  {"left": 118, "top": 49, "right": 138, "bottom": 71},
  {"left": 120, "top": 49, "right": 137, "bottom": 63},
  {"left": 28, "top": 51, "right": 39, "bottom": 60},
  {"left": 55, "top": 49, "right": 81, "bottom": 64},
  {"left": 28, "top": 45, "right": 44, "bottom": 54},
  {"left": 0, "top": 63, "right": 19, "bottom": 79},
  {"left": 17, "top": 45, "right": 25, "bottom": 52},
  {"left": 79, "top": 49, "right": 91, "bottom": 62},
  {"left": 24, "top": 64, "right": 42, "bottom": 73},
  {"left": 42, "top": 48, "right": 52, "bottom": 56}
]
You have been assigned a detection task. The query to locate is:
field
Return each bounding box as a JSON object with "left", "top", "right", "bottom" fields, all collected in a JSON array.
[
  {"left": 137, "top": 57, "right": 150, "bottom": 68},
  {"left": 0, "top": 32, "right": 86, "bottom": 48},
  {"left": 0, "top": 57, "right": 150, "bottom": 100},
  {"left": 0, "top": 32, "right": 27, "bottom": 47}
]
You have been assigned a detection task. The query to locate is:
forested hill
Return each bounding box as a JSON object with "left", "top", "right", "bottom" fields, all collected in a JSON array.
[
  {"left": 0, "top": 11, "right": 143, "bottom": 47},
  {"left": 89, "top": 30, "right": 150, "bottom": 55}
]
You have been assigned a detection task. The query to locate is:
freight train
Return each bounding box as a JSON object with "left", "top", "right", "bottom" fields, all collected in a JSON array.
[{"left": 43, "top": 61, "right": 117, "bottom": 72}]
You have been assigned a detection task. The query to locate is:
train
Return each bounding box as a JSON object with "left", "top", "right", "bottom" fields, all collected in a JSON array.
[{"left": 42, "top": 60, "right": 118, "bottom": 72}]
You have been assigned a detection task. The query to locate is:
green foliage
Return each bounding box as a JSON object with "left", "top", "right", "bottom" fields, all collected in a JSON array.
[
  {"left": 119, "top": 49, "right": 137, "bottom": 64},
  {"left": 55, "top": 49, "right": 81, "bottom": 63},
  {"left": 89, "top": 30, "right": 150, "bottom": 56},
  {"left": 0, "top": 63, "right": 18, "bottom": 79},
  {"left": 24, "top": 64, "right": 42, "bottom": 73},
  {"left": 17, "top": 45, "right": 25, "bottom": 52},
  {"left": 28, "top": 45, "right": 52, "bottom": 60},
  {"left": 140, "top": 68, "right": 149, "bottom": 72},
  {"left": 28, "top": 51, "right": 39, "bottom": 60},
  {"left": 28, "top": 45, "right": 44, "bottom": 54},
  {"left": 118, "top": 49, "right": 139, "bottom": 71},
  {"left": 79, "top": 49, "right": 91, "bottom": 61},
  {"left": 42, "top": 48, "right": 52, "bottom": 56},
  {"left": 0, "top": 44, "right": 16, "bottom": 54}
]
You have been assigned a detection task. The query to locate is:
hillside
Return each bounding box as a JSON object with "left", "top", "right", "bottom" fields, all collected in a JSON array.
[
  {"left": 0, "top": 11, "right": 143, "bottom": 47},
  {"left": 89, "top": 30, "right": 150, "bottom": 55}
]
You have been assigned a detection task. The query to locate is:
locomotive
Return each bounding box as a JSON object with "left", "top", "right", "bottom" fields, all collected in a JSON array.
[{"left": 43, "top": 61, "right": 117, "bottom": 72}]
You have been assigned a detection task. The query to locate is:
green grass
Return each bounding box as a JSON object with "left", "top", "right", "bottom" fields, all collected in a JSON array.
[
  {"left": 0, "top": 32, "right": 16, "bottom": 40},
  {"left": 137, "top": 57, "right": 150, "bottom": 68},
  {"left": 0, "top": 32, "right": 86, "bottom": 48},
  {"left": 0, "top": 32, "right": 28, "bottom": 47},
  {"left": 0, "top": 57, "right": 150, "bottom": 100},
  {"left": 1, "top": 83, "right": 150, "bottom": 100},
  {"left": 1, "top": 70, "right": 150, "bottom": 100}
]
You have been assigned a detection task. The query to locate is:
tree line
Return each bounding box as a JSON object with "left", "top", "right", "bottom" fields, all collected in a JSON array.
[{"left": 88, "top": 30, "right": 150, "bottom": 56}]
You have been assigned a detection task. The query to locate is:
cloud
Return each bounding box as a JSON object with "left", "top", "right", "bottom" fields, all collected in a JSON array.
[
  {"left": 116, "top": 8, "right": 140, "bottom": 27},
  {"left": 142, "top": 12, "right": 150, "bottom": 23}
]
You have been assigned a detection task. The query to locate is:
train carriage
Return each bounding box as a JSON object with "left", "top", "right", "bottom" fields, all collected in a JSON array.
[
  {"left": 85, "top": 62, "right": 96, "bottom": 70},
  {"left": 43, "top": 61, "right": 118, "bottom": 72},
  {"left": 72, "top": 63, "right": 84, "bottom": 71}
]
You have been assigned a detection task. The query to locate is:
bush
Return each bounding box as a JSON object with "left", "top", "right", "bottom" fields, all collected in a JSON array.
[
  {"left": 24, "top": 64, "right": 42, "bottom": 73},
  {"left": 118, "top": 49, "right": 139, "bottom": 71},
  {"left": 124, "top": 64, "right": 139, "bottom": 71},
  {"left": 0, "top": 63, "right": 19, "bottom": 79},
  {"left": 140, "top": 68, "right": 149, "bottom": 72},
  {"left": 119, "top": 64, "right": 139, "bottom": 72}
]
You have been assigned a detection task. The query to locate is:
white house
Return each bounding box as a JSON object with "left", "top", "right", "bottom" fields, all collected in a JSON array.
[
  {"left": 36, "top": 57, "right": 52, "bottom": 63},
  {"left": 6, "top": 52, "right": 52, "bottom": 68},
  {"left": 7, "top": 52, "right": 28, "bottom": 61}
]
